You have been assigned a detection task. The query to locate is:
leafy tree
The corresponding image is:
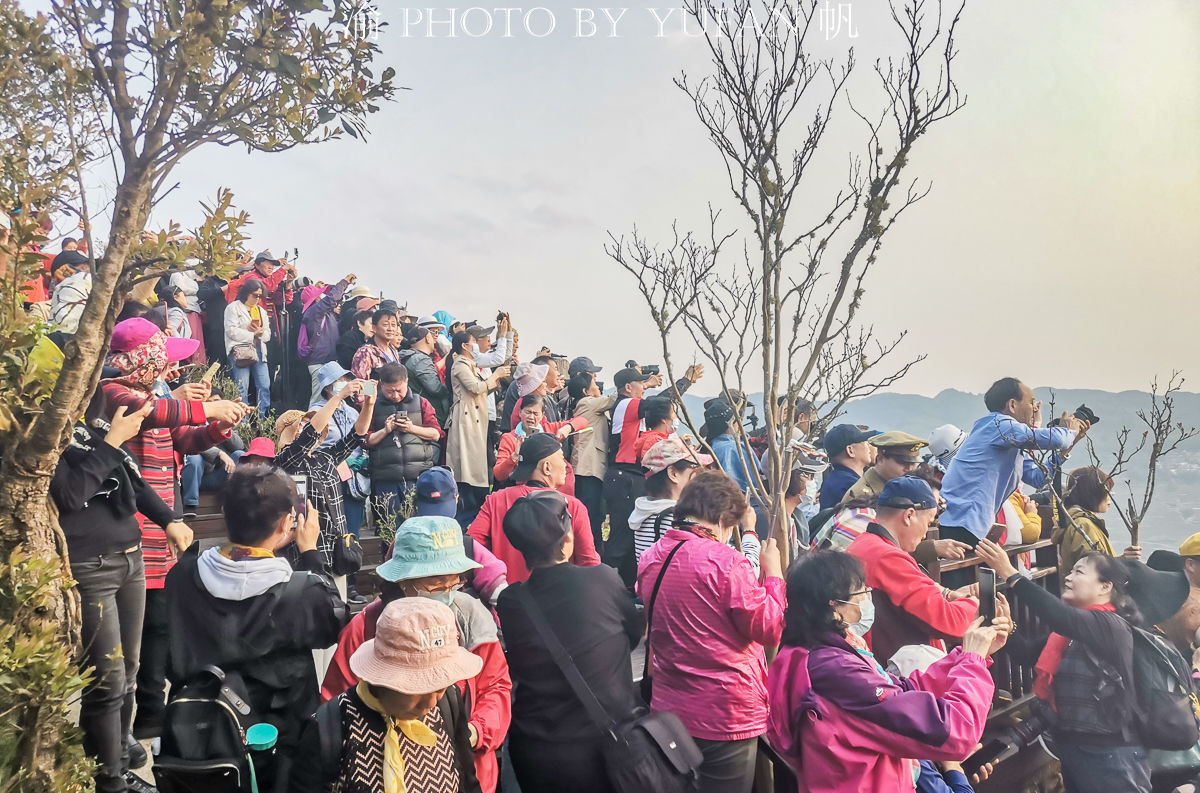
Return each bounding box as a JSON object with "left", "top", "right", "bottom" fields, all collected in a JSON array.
[{"left": 0, "top": 1, "right": 394, "bottom": 788}]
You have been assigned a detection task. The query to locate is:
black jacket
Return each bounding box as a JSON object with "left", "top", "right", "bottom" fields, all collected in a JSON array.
[
  {"left": 164, "top": 545, "right": 348, "bottom": 754},
  {"left": 1010, "top": 575, "right": 1138, "bottom": 746},
  {"left": 496, "top": 562, "right": 644, "bottom": 743},
  {"left": 50, "top": 423, "right": 173, "bottom": 559},
  {"left": 335, "top": 328, "right": 368, "bottom": 371}
]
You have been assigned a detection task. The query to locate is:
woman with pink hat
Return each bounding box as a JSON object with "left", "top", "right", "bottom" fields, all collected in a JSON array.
[
  {"left": 292, "top": 598, "right": 484, "bottom": 793},
  {"left": 99, "top": 317, "right": 250, "bottom": 740}
]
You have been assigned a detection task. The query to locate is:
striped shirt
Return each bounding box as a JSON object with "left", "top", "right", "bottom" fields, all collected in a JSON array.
[{"left": 101, "top": 381, "right": 229, "bottom": 588}]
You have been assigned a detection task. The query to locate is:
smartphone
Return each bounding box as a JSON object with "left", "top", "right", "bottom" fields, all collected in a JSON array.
[
  {"left": 985, "top": 523, "right": 1006, "bottom": 544},
  {"left": 290, "top": 475, "right": 308, "bottom": 522},
  {"left": 360, "top": 381, "right": 377, "bottom": 397},
  {"left": 962, "top": 738, "right": 1018, "bottom": 779},
  {"left": 200, "top": 362, "right": 221, "bottom": 384},
  {"left": 394, "top": 410, "right": 408, "bottom": 420},
  {"left": 979, "top": 567, "right": 997, "bottom": 623}
]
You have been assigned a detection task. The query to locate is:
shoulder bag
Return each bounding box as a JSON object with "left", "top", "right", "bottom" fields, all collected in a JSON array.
[
  {"left": 515, "top": 584, "right": 701, "bottom": 793},
  {"left": 640, "top": 539, "right": 686, "bottom": 703}
]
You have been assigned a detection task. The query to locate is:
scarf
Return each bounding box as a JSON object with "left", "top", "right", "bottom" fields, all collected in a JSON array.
[
  {"left": 219, "top": 543, "right": 277, "bottom": 561},
  {"left": 1034, "top": 602, "right": 1116, "bottom": 709},
  {"left": 108, "top": 333, "right": 169, "bottom": 388},
  {"left": 676, "top": 519, "right": 718, "bottom": 542},
  {"left": 355, "top": 682, "right": 439, "bottom": 793}
]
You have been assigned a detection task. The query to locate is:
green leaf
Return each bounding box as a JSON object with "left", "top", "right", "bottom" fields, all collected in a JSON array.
[
  {"left": 381, "top": 66, "right": 395, "bottom": 82},
  {"left": 277, "top": 52, "right": 302, "bottom": 76}
]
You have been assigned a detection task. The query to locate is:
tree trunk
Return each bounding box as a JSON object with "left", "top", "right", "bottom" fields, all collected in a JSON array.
[{"left": 0, "top": 172, "right": 152, "bottom": 792}]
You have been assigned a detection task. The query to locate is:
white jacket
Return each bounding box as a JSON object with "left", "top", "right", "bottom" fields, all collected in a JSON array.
[
  {"left": 51, "top": 271, "right": 92, "bottom": 333},
  {"left": 223, "top": 299, "right": 271, "bottom": 360}
]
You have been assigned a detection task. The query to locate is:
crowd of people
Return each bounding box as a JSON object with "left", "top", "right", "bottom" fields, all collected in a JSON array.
[{"left": 9, "top": 228, "right": 1200, "bottom": 793}]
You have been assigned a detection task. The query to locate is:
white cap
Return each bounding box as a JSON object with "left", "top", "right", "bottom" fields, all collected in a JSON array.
[{"left": 927, "top": 424, "right": 966, "bottom": 466}]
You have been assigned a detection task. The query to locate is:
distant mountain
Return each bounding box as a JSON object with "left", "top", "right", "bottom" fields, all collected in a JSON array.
[{"left": 679, "top": 387, "right": 1200, "bottom": 551}]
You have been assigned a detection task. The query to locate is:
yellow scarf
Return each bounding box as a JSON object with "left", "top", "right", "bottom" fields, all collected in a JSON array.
[{"left": 356, "top": 682, "right": 438, "bottom": 793}]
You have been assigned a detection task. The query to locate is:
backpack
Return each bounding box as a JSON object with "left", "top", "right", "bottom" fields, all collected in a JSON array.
[
  {"left": 151, "top": 665, "right": 260, "bottom": 793},
  {"left": 1130, "top": 626, "right": 1200, "bottom": 751},
  {"left": 154, "top": 573, "right": 309, "bottom": 793}
]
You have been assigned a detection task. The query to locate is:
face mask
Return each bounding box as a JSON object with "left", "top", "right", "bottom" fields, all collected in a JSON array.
[
  {"left": 469, "top": 342, "right": 480, "bottom": 354},
  {"left": 847, "top": 597, "right": 875, "bottom": 637},
  {"left": 331, "top": 381, "right": 347, "bottom": 396},
  {"left": 414, "top": 589, "right": 456, "bottom": 607}
]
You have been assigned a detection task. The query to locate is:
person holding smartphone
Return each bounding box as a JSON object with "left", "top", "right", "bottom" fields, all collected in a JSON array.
[{"left": 365, "top": 363, "right": 446, "bottom": 530}]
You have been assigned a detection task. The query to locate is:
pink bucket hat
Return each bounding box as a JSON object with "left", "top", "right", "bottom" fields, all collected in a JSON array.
[
  {"left": 350, "top": 599, "right": 482, "bottom": 695},
  {"left": 515, "top": 362, "right": 550, "bottom": 397},
  {"left": 111, "top": 317, "right": 199, "bottom": 362}
]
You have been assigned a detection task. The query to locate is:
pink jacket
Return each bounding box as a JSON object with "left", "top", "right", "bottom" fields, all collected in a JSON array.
[
  {"left": 767, "top": 638, "right": 993, "bottom": 793},
  {"left": 636, "top": 529, "right": 786, "bottom": 741}
]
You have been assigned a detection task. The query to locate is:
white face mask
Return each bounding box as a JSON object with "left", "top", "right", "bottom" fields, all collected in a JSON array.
[
  {"left": 847, "top": 597, "right": 875, "bottom": 637},
  {"left": 469, "top": 342, "right": 480, "bottom": 355},
  {"left": 331, "top": 381, "right": 348, "bottom": 396}
]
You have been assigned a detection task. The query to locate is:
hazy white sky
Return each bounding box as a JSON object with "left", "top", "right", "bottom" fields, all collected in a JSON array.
[{"left": 138, "top": 0, "right": 1200, "bottom": 397}]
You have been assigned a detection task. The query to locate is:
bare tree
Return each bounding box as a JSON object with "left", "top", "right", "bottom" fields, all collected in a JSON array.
[
  {"left": 1088, "top": 373, "right": 1199, "bottom": 547},
  {"left": 609, "top": 0, "right": 963, "bottom": 562}
]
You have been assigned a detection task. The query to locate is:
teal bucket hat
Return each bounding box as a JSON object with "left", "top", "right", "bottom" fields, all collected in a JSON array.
[{"left": 377, "top": 515, "right": 482, "bottom": 582}]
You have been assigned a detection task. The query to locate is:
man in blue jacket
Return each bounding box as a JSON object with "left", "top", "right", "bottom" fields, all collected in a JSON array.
[{"left": 939, "top": 377, "right": 1088, "bottom": 553}]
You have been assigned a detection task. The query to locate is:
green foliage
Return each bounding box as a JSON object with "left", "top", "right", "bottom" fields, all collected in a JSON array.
[
  {"left": 371, "top": 490, "right": 413, "bottom": 547},
  {"left": 0, "top": 551, "right": 94, "bottom": 793},
  {"left": 123, "top": 188, "right": 253, "bottom": 288}
]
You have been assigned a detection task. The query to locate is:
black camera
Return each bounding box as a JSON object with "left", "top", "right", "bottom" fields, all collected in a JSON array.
[
  {"left": 1048, "top": 403, "right": 1099, "bottom": 428},
  {"left": 642, "top": 364, "right": 661, "bottom": 376}
]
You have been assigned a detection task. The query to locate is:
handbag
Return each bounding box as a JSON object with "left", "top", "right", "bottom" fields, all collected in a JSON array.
[
  {"left": 230, "top": 343, "right": 258, "bottom": 368},
  {"left": 640, "top": 539, "right": 687, "bottom": 703},
  {"left": 515, "top": 585, "right": 702, "bottom": 793},
  {"left": 344, "top": 450, "right": 371, "bottom": 501},
  {"left": 330, "top": 533, "right": 363, "bottom": 577}
]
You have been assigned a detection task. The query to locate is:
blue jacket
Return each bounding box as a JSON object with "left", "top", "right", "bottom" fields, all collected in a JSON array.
[
  {"left": 818, "top": 463, "right": 861, "bottom": 510},
  {"left": 710, "top": 433, "right": 754, "bottom": 491},
  {"left": 940, "top": 412, "right": 1074, "bottom": 538}
]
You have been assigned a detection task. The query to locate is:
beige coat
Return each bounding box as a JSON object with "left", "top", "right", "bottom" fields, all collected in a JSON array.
[
  {"left": 447, "top": 356, "right": 492, "bottom": 487},
  {"left": 571, "top": 393, "right": 617, "bottom": 479}
]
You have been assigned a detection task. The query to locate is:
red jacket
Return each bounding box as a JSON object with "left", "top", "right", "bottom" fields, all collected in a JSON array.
[
  {"left": 467, "top": 484, "right": 600, "bottom": 583},
  {"left": 321, "top": 599, "right": 512, "bottom": 793},
  {"left": 493, "top": 418, "right": 587, "bottom": 495},
  {"left": 847, "top": 524, "right": 978, "bottom": 664},
  {"left": 101, "top": 382, "right": 229, "bottom": 587}
]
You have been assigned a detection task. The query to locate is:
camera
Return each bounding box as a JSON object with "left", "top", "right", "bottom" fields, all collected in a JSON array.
[
  {"left": 642, "top": 364, "right": 661, "bottom": 376},
  {"left": 1048, "top": 403, "right": 1100, "bottom": 428}
]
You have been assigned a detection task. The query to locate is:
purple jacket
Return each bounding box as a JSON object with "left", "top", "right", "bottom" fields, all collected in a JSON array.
[
  {"left": 767, "top": 634, "right": 993, "bottom": 793},
  {"left": 636, "top": 529, "right": 786, "bottom": 741},
  {"left": 299, "top": 278, "right": 351, "bottom": 365}
]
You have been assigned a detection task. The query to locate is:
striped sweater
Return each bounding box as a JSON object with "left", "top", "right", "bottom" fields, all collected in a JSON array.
[{"left": 101, "top": 381, "right": 229, "bottom": 588}]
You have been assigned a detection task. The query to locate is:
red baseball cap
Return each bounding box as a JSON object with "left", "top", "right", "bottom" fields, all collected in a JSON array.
[{"left": 111, "top": 317, "right": 199, "bottom": 362}]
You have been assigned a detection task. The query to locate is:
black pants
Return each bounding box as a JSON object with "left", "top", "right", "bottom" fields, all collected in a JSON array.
[
  {"left": 457, "top": 483, "right": 489, "bottom": 528},
  {"left": 133, "top": 587, "right": 169, "bottom": 737},
  {"left": 75, "top": 549, "right": 146, "bottom": 793},
  {"left": 937, "top": 525, "right": 981, "bottom": 589},
  {"left": 509, "top": 732, "right": 613, "bottom": 793},
  {"left": 603, "top": 467, "right": 645, "bottom": 588},
  {"left": 575, "top": 475, "right": 606, "bottom": 553},
  {"left": 693, "top": 736, "right": 758, "bottom": 793}
]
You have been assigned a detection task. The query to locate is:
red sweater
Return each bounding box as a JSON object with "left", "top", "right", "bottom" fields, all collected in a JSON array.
[
  {"left": 321, "top": 599, "right": 512, "bottom": 793},
  {"left": 846, "top": 525, "right": 978, "bottom": 664},
  {"left": 492, "top": 418, "right": 587, "bottom": 496},
  {"left": 101, "top": 382, "right": 229, "bottom": 588},
  {"left": 467, "top": 484, "right": 600, "bottom": 583}
]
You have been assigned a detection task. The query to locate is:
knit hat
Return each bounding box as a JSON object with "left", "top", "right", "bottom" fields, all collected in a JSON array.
[
  {"left": 377, "top": 515, "right": 481, "bottom": 582},
  {"left": 349, "top": 599, "right": 482, "bottom": 695}
]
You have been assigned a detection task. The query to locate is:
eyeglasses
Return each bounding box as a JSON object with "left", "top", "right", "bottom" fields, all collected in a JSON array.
[{"left": 837, "top": 587, "right": 872, "bottom": 604}]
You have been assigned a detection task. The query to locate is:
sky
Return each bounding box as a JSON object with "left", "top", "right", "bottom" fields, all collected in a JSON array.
[{"left": 85, "top": 0, "right": 1200, "bottom": 398}]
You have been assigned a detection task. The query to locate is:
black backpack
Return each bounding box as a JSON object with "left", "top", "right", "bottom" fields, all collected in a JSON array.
[
  {"left": 1130, "top": 626, "right": 1200, "bottom": 751},
  {"left": 152, "top": 665, "right": 260, "bottom": 793},
  {"left": 154, "top": 573, "right": 309, "bottom": 793}
]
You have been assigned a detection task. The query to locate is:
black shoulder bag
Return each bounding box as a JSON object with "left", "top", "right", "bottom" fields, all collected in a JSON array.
[{"left": 515, "top": 585, "right": 702, "bottom": 793}]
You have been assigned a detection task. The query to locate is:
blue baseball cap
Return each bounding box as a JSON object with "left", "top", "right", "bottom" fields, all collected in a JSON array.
[
  {"left": 878, "top": 475, "right": 939, "bottom": 511},
  {"left": 415, "top": 467, "right": 458, "bottom": 518},
  {"left": 376, "top": 515, "right": 481, "bottom": 582},
  {"left": 822, "top": 424, "right": 879, "bottom": 457}
]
